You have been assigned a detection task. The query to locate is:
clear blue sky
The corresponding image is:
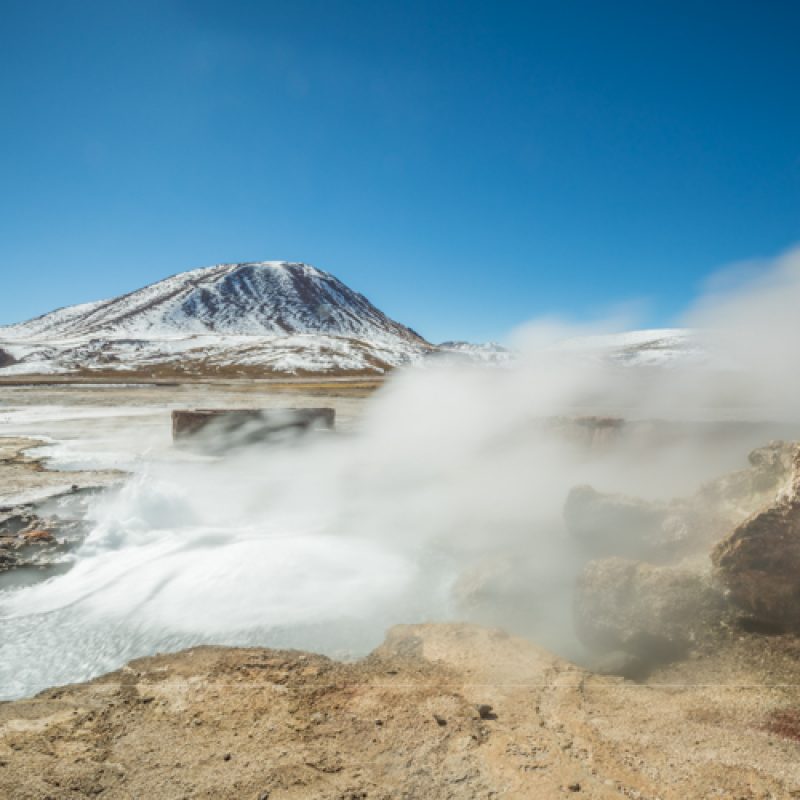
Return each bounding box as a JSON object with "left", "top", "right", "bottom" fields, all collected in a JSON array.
[{"left": 1, "top": 1, "right": 798, "bottom": 342}]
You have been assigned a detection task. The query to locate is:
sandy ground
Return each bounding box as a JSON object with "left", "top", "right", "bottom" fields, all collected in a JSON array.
[{"left": 2, "top": 623, "right": 800, "bottom": 799}]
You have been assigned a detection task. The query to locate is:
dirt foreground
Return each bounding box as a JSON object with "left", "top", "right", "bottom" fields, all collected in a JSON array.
[{"left": 2, "top": 623, "right": 799, "bottom": 799}]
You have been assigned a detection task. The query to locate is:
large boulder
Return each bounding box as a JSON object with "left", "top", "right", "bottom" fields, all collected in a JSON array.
[
  {"left": 564, "top": 486, "right": 694, "bottom": 562},
  {"left": 172, "top": 407, "right": 335, "bottom": 452},
  {"left": 575, "top": 557, "right": 725, "bottom": 663},
  {"left": 712, "top": 449, "right": 800, "bottom": 632},
  {"left": 565, "top": 441, "right": 799, "bottom": 564},
  {"left": 696, "top": 440, "right": 798, "bottom": 519}
]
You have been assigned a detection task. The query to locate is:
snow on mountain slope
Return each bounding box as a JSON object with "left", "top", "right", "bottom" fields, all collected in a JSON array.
[
  {"left": 0, "top": 262, "right": 435, "bottom": 376},
  {"left": 3, "top": 262, "right": 425, "bottom": 344},
  {"left": 556, "top": 328, "right": 708, "bottom": 367},
  {"left": 0, "top": 259, "right": 708, "bottom": 377},
  {"left": 435, "top": 341, "right": 515, "bottom": 365}
]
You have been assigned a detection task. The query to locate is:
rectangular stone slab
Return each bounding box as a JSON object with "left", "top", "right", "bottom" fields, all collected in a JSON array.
[{"left": 172, "top": 407, "right": 335, "bottom": 448}]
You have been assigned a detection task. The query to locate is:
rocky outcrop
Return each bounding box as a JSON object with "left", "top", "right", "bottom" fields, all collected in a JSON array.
[
  {"left": 712, "top": 448, "right": 800, "bottom": 632},
  {"left": 696, "top": 440, "right": 798, "bottom": 519},
  {"left": 171, "top": 407, "right": 335, "bottom": 452},
  {"left": 568, "top": 441, "right": 800, "bottom": 673},
  {"left": 575, "top": 557, "right": 726, "bottom": 663},
  {"left": 564, "top": 485, "right": 695, "bottom": 562},
  {"left": 547, "top": 415, "right": 625, "bottom": 451},
  {"left": 565, "top": 441, "right": 798, "bottom": 564},
  {"left": 0, "top": 347, "right": 16, "bottom": 368},
  {"left": 0, "top": 490, "right": 97, "bottom": 578},
  {"left": 3, "top": 623, "right": 800, "bottom": 799}
]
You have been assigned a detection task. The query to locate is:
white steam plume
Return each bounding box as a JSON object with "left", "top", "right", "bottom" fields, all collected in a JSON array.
[{"left": 2, "top": 245, "right": 800, "bottom": 698}]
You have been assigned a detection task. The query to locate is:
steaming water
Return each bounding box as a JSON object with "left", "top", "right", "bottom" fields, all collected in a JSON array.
[
  {"left": 6, "top": 246, "right": 800, "bottom": 699},
  {"left": 0, "top": 407, "right": 467, "bottom": 699},
  {"left": 3, "top": 368, "right": 791, "bottom": 700}
]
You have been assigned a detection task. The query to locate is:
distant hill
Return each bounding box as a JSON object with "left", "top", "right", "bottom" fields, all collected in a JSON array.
[{"left": 0, "top": 261, "right": 433, "bottom": 376}]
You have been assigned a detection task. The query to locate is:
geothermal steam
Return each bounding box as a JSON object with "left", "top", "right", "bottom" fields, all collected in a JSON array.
[{"left": 2, "top": 246, "right": 800, "bottom": 699}]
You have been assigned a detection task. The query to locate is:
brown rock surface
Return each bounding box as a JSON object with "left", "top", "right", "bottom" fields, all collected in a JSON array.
[
  {"left": 574, "top": 558, "right": 726, "bottom": 662},
  {"left": 2, "top": 623, "right": 800, "bottom": 799},
  {"left": 0, "top": 437, "right": 121, "bottom": 507},
  {"left": 566, "top": 441, "right": 799, "bottom": 564},
  {"left": 712, "top": 448, "right": 800, "bottom": 631}
]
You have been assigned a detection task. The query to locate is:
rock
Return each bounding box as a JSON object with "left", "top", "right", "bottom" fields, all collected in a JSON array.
[
  {"left": 566, "top": 441, "right": 800, "bottom": 564},
  {"left": 575, "top": 558, "right": 726, "bottom": 663},
  {"left": 696, "top": 441, "right": 798, "bottom": 517},
  {"left": 547, "top": 416, "right": 625, "bottom": 451},
  {"left": 0, "top": 348, "right": 17, "bottom": 369},
  {"left": 20, "top": 529, "right": 54, "bottom": 543},
  {"left": 450, "top": 557, "right": 542, "bottom": 634},
  {"left": 0, "top": 512, "right": 34, "bottom": 538},
  {"left": 172, "top": 407, "right": 335, "bottom": 452},
  {"left": 564, "top": 486, "right": 693, "bottom": 562},
  {"left": 712, "top": 449, "right": 800, "bottom": 631},
  {"left": 747, "top": 441, "right": 796, "bottom": 480}
]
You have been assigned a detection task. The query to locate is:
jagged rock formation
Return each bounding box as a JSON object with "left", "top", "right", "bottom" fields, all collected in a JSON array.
[
  {"left": 565, "top": 441, "right": 798, "bottom": 564},
  {"left": 712, "top": 447, "right": 800, "bottom": 632},
  {"left": 0, "top": 348, "right": 16, "bottom": 368},
  {"left": 575, "top": 558, "right": 726, "bottom": 662},
  {"left": 569, "top": 441, "right": 800, "bottom": 668},
  {"left": 564, "top": 485, "right": 694, "bottom": 562}
]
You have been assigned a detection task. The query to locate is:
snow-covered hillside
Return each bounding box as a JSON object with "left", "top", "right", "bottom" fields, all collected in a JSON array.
[
  {"left": 0, "top": 260, "right": 708, "bottom": 377},
  {"left": 3, "top": 262, "right": 425, "bottom": 343},
  {"left": 0, "top": 262, "right": 433, "bottom": 376},
  {"left": 436, "top": 341, "right": 515, "bottom": 365},
  {"left": 555, "top": 329, "right": 707, "bottom": 367}
]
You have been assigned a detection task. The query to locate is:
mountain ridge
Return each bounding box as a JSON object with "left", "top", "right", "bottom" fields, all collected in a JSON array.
[
  {"left": 2, "top": 261, "right": 426, "bottom": 345},
  {"left": 0, "top": 261, "right": 703, "bottom": 377}
]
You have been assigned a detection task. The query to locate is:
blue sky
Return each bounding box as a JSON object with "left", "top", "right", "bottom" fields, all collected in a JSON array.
[{"left": 1, "top": 1, "right": 798, "bottom": 342}]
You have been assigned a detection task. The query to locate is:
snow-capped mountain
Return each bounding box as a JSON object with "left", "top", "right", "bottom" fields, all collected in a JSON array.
[
  {"left": 0, "top": 261, "right": 432, "bottom": 376},
  {"left": 0, "top": 260, "right": 708, "bottom": 377},
  {"left": 435, "top": 341, "right": 514, "bottom": 365},
  {"left": 3, "top": 262, "right": 425, "bottom": 344},
  {"left": 555, "top": 329, "right": 707, "bottom": 367}
]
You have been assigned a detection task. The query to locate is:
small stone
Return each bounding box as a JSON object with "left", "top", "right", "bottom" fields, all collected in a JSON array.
[
  {"left": 476, "top": 704, "right": 496, "bottom": 720},
  {"left": 567, "top": 783, "right": 581, "bottom": 792},
  {"left": 433, "top": 714, "right": 447, "bottom": 726},
  {"left": 223, "top": 753, "right": 232, "bottom": 762},
  {"left": 21, "top": 529, "right": 54, "bottom": 543}
]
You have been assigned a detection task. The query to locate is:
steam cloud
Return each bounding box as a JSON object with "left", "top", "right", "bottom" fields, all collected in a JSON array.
[{"left": 2, "top": 245, "right": 800, "bottom": 699}]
